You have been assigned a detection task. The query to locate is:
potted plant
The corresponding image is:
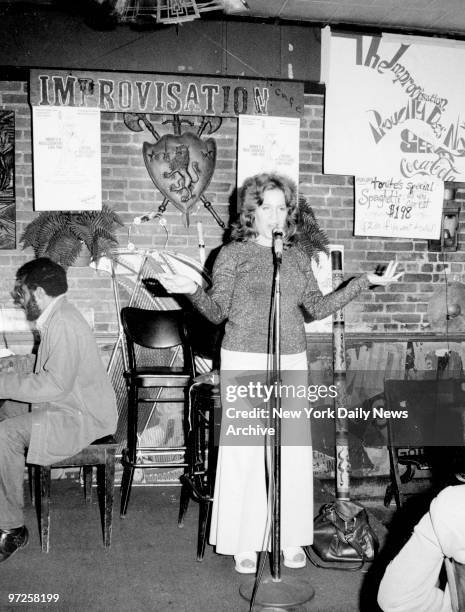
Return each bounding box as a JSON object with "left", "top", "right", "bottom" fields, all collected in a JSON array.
[{"left": 20, "top": 204, "right": 124, "bottom": 267}]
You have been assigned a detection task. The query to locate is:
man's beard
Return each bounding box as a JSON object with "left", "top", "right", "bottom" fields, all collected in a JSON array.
[{"left": 25, "top": 294, "right": 42, "bottom": 321}]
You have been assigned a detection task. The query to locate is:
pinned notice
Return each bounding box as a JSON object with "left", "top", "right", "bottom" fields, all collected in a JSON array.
[{"left": 354, "top": 176, "right": 444, "bottom": 239}]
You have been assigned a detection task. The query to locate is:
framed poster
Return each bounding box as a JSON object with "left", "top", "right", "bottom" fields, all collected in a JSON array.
[{"left": 0, "top": 110, "right": 15, "bottom": 249}]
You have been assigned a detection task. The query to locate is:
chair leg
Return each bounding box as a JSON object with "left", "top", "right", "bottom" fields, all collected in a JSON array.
[
  {"left": 83, "top": 466, "right": 93, "bottom": 503},
  {"left": 120, "top": 465, "right": 135, "bottom": 518},
  {"left": 120, "top": 384, "right": 138, "bottom": 517},
  {"left": 38, "top": 466, "right": 51, "bottom": 553},
  {"left": 197, "top": 499, "right": 212, "bottom": 562},
  {"left": 28, "top": 465, "right": 35, "bottom": 506},
  {"left": 178, "top": 476, "right": 191, "bottom": 527},
  {"left": 102, "top": 450, "right": 115, "bottom": 547}
]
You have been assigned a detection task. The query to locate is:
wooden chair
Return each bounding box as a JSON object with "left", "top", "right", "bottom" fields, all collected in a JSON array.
[
  {"left": 384, "top": 379, "right": 465, "bottom": 508},
  {"left": 32, "top": 435, "right": 118, "bottom": 552}
]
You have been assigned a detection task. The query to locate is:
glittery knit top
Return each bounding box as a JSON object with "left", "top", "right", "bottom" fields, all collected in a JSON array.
[{"left": 189, "top": 241, "right": 370, "bottom": 354}]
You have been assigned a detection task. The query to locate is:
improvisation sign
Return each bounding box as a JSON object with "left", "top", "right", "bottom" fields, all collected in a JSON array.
[{"left": 29, "top": 70, "right": 304, "bottom": 118}]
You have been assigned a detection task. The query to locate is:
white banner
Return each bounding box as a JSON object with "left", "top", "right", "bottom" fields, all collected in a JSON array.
[
  {"left": 237, "top": 115, "right": 300, "bottom": 188},
  {"left": 323, "top": 29, "right": 465, "bottom": 181},
  {"left": 305, "top": 245, "right": 343, "bottom": 334},
  {"left": 354, "top": 175, "right": 444, "bottom": 238},
  {"left": 32, "top": 106, "right": 102, "bottom": 211}
]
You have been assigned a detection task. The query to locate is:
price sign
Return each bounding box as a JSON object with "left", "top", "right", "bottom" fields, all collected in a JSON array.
[{"left": 354, "top": 176, "right": 444, "bottom": 239}]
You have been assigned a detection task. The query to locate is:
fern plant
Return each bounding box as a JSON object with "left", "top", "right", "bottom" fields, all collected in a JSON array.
[
  {"left": 20, "top": 205, "right": 124, "bottom": 267},
  {"left": 295, "top": 196, "right": 330, "bottom": 264}
]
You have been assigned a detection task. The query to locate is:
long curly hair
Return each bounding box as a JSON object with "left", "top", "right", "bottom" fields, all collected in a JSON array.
[{"left": 230, "top": 173, "right": 299, "bottom": 244}]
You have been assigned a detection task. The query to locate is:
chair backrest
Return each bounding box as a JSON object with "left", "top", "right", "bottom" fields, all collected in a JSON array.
[
  {"left": 121, "top": 307, "right": 194, "bottom": 374},
  {"left": 384, "top": 379, "right": 465, "bottom": 449},
  {"left": 185, "top": 311, "right": 223, "bottom": 372}
]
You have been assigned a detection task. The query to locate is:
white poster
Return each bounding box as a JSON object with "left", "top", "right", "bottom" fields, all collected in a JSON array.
[
  {"left": 305, "top": 245, "right": 343, "bottom": 334},
  {"left": 237, "top": 115, "right": 300, "bottom": 188},
  {"left": 32, "top": 106, "right": 102, "bottom": 211},
  {"left": 354, "top": 175, "right": 444, "bottom": 238},
  {"left": 323, "top": 29, "right": 465, "bottom": 181}
]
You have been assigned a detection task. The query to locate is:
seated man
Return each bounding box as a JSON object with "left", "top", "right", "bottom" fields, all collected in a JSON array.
[
  {"left": 0, "top": 258, "right": 118, "bottom": 562},
  {"left": 378, "top": 484, "right": 465, "bottom": 611}
]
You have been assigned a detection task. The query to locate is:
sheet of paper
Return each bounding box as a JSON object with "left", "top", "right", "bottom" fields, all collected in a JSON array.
[
  {"left": 32, "top": 105, "right": 102, "bottom": 211},
  {"left": 237, "top": 115, "right": 300, "bottom": 188}
]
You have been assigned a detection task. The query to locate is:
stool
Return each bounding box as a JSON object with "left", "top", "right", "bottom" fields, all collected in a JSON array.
[
  {"left": 32, "top": 435, "right": 118, "bottom": 553},
  {"left": 120, "top": 307, "right": 195, "bottom": 517},
  {"left": 178, "top": 380, "right": 221, "bottom": 561}
]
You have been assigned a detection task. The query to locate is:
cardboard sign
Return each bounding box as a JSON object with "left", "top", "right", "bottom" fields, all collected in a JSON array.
[{"left": 354, "top": 176, "right": 444, "bottom": 238}]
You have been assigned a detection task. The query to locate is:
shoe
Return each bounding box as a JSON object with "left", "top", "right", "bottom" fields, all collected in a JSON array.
[
  {"left": 283, "top": 546, "right": 306, "bottom": 569},
  {"left": 0, "top": 526, "right": 29, "bottom": 562},
  {"left": 234, "top": 552, "right": 257, "bottom": 574}
]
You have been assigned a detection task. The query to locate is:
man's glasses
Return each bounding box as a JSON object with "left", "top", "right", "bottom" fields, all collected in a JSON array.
[{"left": 10, "top": 286, "right": 25, "bottom": 305}]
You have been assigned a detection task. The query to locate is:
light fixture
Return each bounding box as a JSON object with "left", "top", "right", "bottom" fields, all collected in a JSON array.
[
  {"left": 114, "top": 0, "right": 226, "bottom": 25},
  {"left": 222, "top": 0, "right": 250, "bottom": 13},
  {"left": 428, "top": 183, "right": 460, "bottom": 252}
]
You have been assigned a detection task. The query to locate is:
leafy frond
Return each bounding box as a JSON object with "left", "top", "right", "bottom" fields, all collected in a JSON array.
[
  {"left": 294, "top": 196, "right": 330, "bottom": 264},
  {"left": 19, "top": 205, "right": 125, "bottom": 266},
  {"left": 44, "top": 231, "right": 82, "bottom": 267}
]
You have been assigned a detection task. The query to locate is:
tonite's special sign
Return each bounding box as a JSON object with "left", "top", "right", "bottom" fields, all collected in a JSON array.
[{"left": 29, "top": 70, "right": 304, "bottom": 118}]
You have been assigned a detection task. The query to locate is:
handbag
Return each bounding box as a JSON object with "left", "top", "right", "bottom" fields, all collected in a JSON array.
[{"left": 307, "top": 499, "right": 379, "bottom": 570}]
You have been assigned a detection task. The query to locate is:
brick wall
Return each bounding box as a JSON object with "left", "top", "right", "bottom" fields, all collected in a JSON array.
[{"left": 1, "top": 82, "right": 463, "bottom": 337}]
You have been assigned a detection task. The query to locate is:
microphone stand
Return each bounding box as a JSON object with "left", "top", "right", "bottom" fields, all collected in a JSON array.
[{"left": 240, "top": 240, "right": 315, "bottom": 611}]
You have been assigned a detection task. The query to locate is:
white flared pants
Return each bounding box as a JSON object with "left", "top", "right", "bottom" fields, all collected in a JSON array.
[{"left": 209, "top": 349, "right": 314, "bottom": 555}]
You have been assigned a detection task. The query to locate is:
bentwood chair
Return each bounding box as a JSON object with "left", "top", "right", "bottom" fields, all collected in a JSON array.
[
  {"left": 120, "top": 307, "right": 195, "bottom": 517},
  {"left": 178, "top": 313, "right": 223, "bottom": 561}
]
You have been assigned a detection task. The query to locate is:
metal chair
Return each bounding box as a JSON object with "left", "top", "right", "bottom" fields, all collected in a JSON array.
[
  {"left": 32, "top": 435, "right": 118, "bottom": 552},
  {"left": 178, "top": 313, "right": 223, "bottom": 560},
  {"left": 120, "top": 307, "right": 195, "bottom": 516}
]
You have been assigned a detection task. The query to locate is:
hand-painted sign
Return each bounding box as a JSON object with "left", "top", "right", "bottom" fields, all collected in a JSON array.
[
  {"left": 29, "top": 69, "right": 304, "bottom": 118},
  {"left": 354, "top": 175, "right": 444, "bottom": 238},
  {"left": 323, "top": 29, "right": 465, "bottom": 181}
]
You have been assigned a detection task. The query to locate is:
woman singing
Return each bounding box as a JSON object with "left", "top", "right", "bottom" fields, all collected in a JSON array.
[{"left": 159, "top": 173, "right": 402, "bottom": 573}]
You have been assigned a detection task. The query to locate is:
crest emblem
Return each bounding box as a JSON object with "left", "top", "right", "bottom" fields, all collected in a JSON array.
[
  {"left": 124, "top": 113, "right": 224, "bottom": 227},
  {"left": 143, "top": 132, "right": 216, "bottom": 226}
]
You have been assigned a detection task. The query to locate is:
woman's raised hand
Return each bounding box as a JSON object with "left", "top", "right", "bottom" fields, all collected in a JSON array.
[
  {"left": 157, "top": 272, "right": 198, "bottom": 295},
  {"left": 367, "top": 261, "right": 404, "bottom": 286}
]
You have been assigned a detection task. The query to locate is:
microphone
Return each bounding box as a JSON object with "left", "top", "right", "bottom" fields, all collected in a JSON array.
[{"left": 272, "top": 228, "right": 283, "bottom": 263}]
